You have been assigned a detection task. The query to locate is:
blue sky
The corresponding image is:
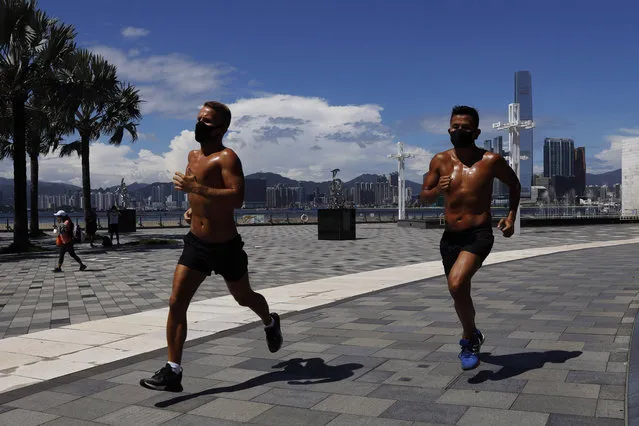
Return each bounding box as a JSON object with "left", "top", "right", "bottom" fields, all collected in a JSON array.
[{"left": 2, "top": 0, "right": 637, "bottom": 187}]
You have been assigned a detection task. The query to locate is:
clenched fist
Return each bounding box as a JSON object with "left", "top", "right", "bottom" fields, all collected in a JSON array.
[
  {"left": 183, "top": 208, "right": 192, "bottom": 225},
  {"left": 438, "top": 175, "right": 452, "bottom": 192}
]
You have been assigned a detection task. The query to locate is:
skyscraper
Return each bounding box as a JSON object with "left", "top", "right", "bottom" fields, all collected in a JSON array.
[
  {"left": 515, "top": 71, "right": 533, "bottom": 198},
  {"left": 574, "top": 147, "right": 586, "bottom": 196},
  {"left": 622, "top": 140, "right": 639, "bottom": 215},
  {"left": 492, "top": 136, "right": 504, "bottom": 156},
  {"left": 544, "top": 138, "right": 575, "bottom": 178},
  {"left": 492, "top": 136, "right": 507, "bottom": 198}
]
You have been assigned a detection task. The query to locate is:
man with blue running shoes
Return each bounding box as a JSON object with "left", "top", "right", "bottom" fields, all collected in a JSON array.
[{"left": 420, "top": 105, "right": 521, "bottom": 370}]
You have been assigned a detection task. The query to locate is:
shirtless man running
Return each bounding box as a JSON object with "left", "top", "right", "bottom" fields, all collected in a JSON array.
[
  {"left": 141, "top": 101, "right": 283, "bottom": 391},
  {"left": 420, "top": 105, "right": 521, "bottom": 370}
]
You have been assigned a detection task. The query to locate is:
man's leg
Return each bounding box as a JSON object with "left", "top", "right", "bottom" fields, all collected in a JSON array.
[
  {"left": 447, "top": 250, "right": 482, "bottom": 338},
  {"left": 226, "top": 272, "right": 283, "bottom": 353},
  {"left": 225, "top": 272, "right": 271, "bottom": 325},
  {"left": 140, "top": 264, "right": 206, "bottom": 391},
  {"left": 167, "top": 264, "right": 207, "bottom": 364},
  {"left": 447, "top": 250, "right": 486, "bottom": 370}
]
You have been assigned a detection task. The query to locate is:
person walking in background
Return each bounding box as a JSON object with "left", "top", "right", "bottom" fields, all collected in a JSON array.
[
  {"left": 53, "top": 210, "right": 87, "bottom": 273},
  {"left": 85, "top": 208, "right": 98, "bottom": 247},
  {"left": 107, "top": 205, "right": 120, "bottom": 245}
]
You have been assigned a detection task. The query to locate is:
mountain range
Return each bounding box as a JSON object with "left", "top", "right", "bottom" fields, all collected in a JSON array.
[{"left": 0, "top": 169, "right": 623, "bottom": 204}]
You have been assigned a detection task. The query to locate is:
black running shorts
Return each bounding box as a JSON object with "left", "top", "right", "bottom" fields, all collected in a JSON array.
[
  {"left": 178, "top": 232, "right": 248, "bottom": 281},
  {"left": 440, "top": 225, "right": 494, "bottom": 276}
]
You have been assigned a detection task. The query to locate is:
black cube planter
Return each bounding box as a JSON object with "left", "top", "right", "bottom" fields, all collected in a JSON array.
[
  {"left": 118, "top": 209, "right": 137, "bottom": 233},
  {"left": 318, "top": 208, "right": 356, "bottom": 240}
]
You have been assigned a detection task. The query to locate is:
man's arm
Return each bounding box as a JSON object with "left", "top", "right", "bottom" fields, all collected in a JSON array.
[
  {"left": 419, "top": 155, "right": 441, "bottom": 205},
  {"left": 493, "top": 155, "right": 521, "bottom": 221},
  {"left": 188, "top": 151, "right": 245, "bottom": 208}
]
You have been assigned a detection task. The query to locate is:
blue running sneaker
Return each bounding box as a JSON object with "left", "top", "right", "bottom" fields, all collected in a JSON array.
[{"left": 458, "top": 329, "right": 485, "bottom": 370}]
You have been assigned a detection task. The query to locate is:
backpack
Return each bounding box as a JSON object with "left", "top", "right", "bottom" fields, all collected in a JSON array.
[{"left": 74, "top": 225, "right": 83, "bottom": 243}]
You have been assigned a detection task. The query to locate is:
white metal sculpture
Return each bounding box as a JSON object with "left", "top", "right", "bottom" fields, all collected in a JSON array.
[
  {"left": 388, "top": 141, "right": 415, "bottom": 220},
  {"left": 114, "top": 178, "right": 131, "bottom": 209},
  {"left": 329, "top": 168, "right": 345, "bottom": 209},
  {"left": 492, "top": 103, "right": 535, "bottom": 236}
]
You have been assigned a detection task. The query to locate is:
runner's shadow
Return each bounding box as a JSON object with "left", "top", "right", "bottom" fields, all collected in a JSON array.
[
  {"left": 469, "top": 350, "right": 582, "bottom": 383},
  {"left": 154, "top": 357, "right": 363, "bottom": 408}
]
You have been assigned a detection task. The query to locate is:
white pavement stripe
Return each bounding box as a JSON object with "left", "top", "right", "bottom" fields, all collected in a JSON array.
[{"left": 0, "top": 236, "right": 637, "bottom": 394}]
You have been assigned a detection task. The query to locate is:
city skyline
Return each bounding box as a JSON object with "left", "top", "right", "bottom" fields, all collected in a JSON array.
[{"left": 0, "top": 1, "right": 636, "bottom": 188}]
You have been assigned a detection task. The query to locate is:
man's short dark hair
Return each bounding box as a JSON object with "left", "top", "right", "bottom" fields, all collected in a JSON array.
[
  {"left": 451, "top": 105, "right": 479, "bottom": 128},
  {"left": 204, "top": 101, "right": 232, "bottom": 129}
]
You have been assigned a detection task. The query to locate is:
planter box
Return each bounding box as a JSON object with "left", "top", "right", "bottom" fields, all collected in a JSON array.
[
  {"left": 118, "top": 209, "right": 137, "bottom": 233},
  {"left": 318, "top": 208, "right": 356, "bottom": 240}
]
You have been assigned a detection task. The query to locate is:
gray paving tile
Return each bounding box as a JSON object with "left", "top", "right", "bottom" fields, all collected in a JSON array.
[
  {"left": 546, "top": 413, "right": 624, "bottom": 425},
  {"left": 566, "top": 370, "right": 626, "bottom": 385},
  {"left": 252, "top": 387, "right": 330, "bottom": 408},
  {"left": 0, "top": 408, "right": 59, "bottom": 425},
  {"left": 44, "top": 396, "right": 127, "bottom": 421},
  {"left": 252, "top": 405, "right": 338, "bottom": 426},
  {"left": 381, "top": 400, "right": 468, "bottom": 424},
  {"left": 94, "top": 405, "right": 180, "bottom": 425},
  {"left": 311, "top": 394, "right": 395, "bottom": 417},
  {"left": 39, "top": 418, "right": 104, "bottom": 426},
  {"left": 511, "top": 394, "right": 598, "bottom": 416},
  {"left": 161, "top": 414, "right": 243, "bottom": 425},
  {"left": 326, "top": 414, "right": 412, "bottom": 425},
  {"left": 457, "top": 406, "right": 548, "bottom": 426},
  {"left": 6, "top": 391, "right": 79, "bottom": 411},
  {"left": 188, "top": 398, "right": 272, "bottom": 422}
]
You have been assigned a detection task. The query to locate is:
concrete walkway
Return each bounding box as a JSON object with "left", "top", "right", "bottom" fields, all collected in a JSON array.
[
  {"left": 0, "top": 235, "right": 636, "bottom": 424},
  {"left": 1, "top": 223, "right": 639, "bottom": 339}
]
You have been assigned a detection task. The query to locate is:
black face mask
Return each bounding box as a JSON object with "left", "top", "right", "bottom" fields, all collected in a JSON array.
[
  {"left": 195, "top": 120, "right": 221, "bottom": 143},
  {"left": 450, "top": 129, "right": 475, "bottom": 148}
]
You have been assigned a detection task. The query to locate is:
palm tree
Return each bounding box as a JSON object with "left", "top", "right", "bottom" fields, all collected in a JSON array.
[
  {"left": 56, "top": 49, "right": 142, "bottom": 219},
  {"left": 0, "top": 95, "right": 70, "bottom": 236},
  {"left": 0, "top": 0, "right": 76, "bottom": 251},
  {"left": 27, "top": 96, "right": 71, "bottom": 236}
]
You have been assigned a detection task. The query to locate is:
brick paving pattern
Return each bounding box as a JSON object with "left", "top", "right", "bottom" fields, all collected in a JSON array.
[
  {"left": 0, "top": 241, "right": 636, "bottom": 424},
  {"left": 0, "top": 223, "right": 638, "bottom": 339}
]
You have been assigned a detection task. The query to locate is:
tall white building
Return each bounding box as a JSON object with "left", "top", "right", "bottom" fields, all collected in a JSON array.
[{"left": 622, "top": 140, "right": 639, "bottom": 215}]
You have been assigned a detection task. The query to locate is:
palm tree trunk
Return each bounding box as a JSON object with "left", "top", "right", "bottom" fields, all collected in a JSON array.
[
  {"left": 12, "top": 94, "right": 29, "bottom": 252},
  {"left": 29, "top": 149, "right": 40, "bottom": 237},
  {"left": 81, "top": 134, "right": 92, "bottom": 217}
]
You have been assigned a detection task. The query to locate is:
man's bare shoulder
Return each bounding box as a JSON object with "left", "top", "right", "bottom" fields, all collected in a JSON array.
[
  {"left": 187, "top": 150, "right": 199, "bottom": 161},
  {"left": 431, "top": 150, "right": 453, "bottom": 165},
  {"left": 482, "top": 150, "right": 505, "bottom": 163},
  {"left": 219, "top": 147, "right": 243, "bottom": 170}
]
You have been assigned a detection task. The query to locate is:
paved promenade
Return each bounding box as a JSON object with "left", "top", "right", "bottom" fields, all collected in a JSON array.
[
  {"left": 1, "top": 223, "right": 639, "bottom": 339},
  {"left": 0, "top": 223, "right": 636, "bottom": 424}
]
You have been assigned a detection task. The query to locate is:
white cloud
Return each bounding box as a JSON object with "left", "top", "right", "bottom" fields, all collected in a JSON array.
[
  {"left": 121, "top": 26, "right": 149, "bottom": 38},
  {"left": 593, "top": 128, "right": 639, "bottom": 173},
  {"left": 224, "top": 94, "right": 432, "bottom": 182},
  {"left": 0, "top": 132, "right": 196, "bottom": 188},
  {"left": 90, "top": 46, "right": 233, "bottom": 118},
  {"left": 138, "top": 132, "right": 157, "bottom": 141},
  {"left": 0, "top": 95, "right": 433, "bottom": 187}
]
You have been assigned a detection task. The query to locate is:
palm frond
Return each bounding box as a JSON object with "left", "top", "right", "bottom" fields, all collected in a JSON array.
[{"left": 57, "top": 139, "right": 81, "bottom": 157}]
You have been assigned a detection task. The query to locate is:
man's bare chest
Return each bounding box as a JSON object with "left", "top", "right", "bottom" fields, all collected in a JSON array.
[
  {"left": 441, "top": 159, "right": 494, "bottom": 191},
  {"left": 188, "top": 157, "right": 222, "bottom": 186}
]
